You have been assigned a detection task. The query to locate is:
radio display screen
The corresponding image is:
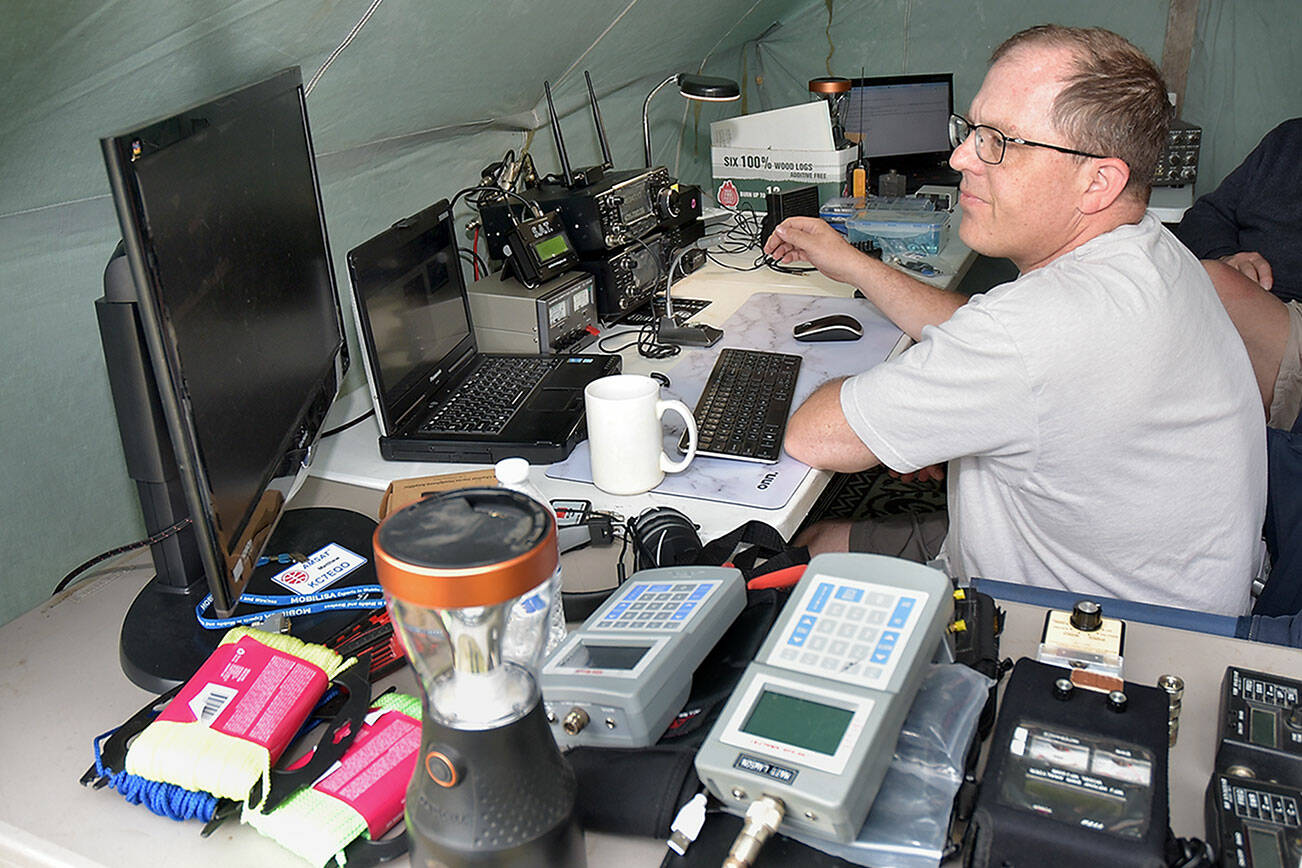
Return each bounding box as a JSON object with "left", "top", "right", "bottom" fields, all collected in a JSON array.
[{"left": 618, "top": 185, "right": 652, "bottom": 224}]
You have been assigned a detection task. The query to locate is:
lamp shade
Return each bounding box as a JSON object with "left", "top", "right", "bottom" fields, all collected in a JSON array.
[{"left": 678, "top": 73, "right": 741, "bottom": 101}]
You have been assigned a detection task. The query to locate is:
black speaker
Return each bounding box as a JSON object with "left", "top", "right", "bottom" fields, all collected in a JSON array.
[{"left": 760, "top": 184, "right": 821, "bottom": 246}]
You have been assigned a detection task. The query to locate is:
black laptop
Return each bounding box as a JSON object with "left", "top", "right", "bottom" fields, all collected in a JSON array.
[{"left": 346, "top": 199, "right": 619, "bottom": 464}]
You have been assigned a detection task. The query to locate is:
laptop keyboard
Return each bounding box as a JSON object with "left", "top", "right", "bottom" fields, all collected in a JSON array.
[
  {"left": 684, "top": 348, "right": 802, "bottom": 464},
  {"left": 421, "top": 356, "right": 558, "bottom": 434}
]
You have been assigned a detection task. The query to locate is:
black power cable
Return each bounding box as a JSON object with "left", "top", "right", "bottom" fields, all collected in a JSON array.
[{"left": 53, "top": 517, "right": 193, "bottom": 596}]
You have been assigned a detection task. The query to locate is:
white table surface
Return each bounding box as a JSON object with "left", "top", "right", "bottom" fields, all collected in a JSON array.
[
  {"left": 3, "top": 552, "right": 1299, "bottom": 866},
  {"left": 309, "top": 215, "right": 975, "bottom": 542}
]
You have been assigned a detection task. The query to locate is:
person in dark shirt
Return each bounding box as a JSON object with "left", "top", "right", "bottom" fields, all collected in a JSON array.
[{"left": 1176, "top": 119, "right": 1302, "bottom": 426}]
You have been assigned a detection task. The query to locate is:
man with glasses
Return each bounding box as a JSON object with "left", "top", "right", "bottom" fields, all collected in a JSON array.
[{"left": 764, "top": 25, "right": 1265, "bottom": 615}]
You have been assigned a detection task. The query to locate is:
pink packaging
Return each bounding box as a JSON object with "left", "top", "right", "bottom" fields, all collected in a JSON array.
[
  {"left": 313, "top": 709, "right": 421, "bottom": 838},
  {"left": 157, "top": 635, "right": 328, "bottom": 760}
]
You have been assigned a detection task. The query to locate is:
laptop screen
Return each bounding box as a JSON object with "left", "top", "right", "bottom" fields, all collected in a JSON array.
[{"left": 349, "top": 201, "right": 475, "bottom": 423}]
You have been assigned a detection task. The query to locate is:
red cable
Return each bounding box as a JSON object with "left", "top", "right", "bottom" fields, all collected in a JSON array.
[{"left": 746, "top": 564, "right": 807, "bottom": 590}]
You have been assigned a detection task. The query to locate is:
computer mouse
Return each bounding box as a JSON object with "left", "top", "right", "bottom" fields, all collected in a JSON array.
[{"left": 793, "top": 314, "right": 863, "bottom": 342}]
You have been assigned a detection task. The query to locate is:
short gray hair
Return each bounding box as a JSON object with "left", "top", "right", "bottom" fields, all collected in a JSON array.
[{"left": 993, "top": 25, "right": 1172, "bottom": 199}]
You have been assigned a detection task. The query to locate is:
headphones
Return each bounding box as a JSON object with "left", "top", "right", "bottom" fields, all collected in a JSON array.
[
  {"left": 626, "top": 506, "right": 703, "bottom": 573},
  {"left": 560, "top": 506, "right": 704, "bottom": 623}
]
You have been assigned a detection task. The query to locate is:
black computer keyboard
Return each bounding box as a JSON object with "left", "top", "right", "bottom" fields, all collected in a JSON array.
[
  {"left": 684, "top": 348, "right": 802, "bottom": 464},
  {"left": 421, "top": 356, "right": 557, "bottom": 434}
]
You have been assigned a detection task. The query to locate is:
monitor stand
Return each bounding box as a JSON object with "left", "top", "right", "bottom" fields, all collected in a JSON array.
[{"left": 119, "top": 506, "right": 379, "bottom": 692}]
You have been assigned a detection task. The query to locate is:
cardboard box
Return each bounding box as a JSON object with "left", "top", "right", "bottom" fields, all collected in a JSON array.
[
  {"left": 377, "top": 469, "right": 499, "bottom": 520},
  {"left": 710, "top": 102, "right": 858, "bottom": 212}
]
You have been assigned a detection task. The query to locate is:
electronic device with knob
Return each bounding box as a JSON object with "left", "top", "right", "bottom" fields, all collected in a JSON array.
[
  {"left": 694, "top": 553, "right": 952, "bottom": 843},
  {"left": 540, "top": 565, "right": 746, "bottom": 749}
]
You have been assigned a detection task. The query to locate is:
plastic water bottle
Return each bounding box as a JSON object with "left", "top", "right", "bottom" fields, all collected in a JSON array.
[{"left": 494, "top": 458, "right": 567, "bottom": 664}]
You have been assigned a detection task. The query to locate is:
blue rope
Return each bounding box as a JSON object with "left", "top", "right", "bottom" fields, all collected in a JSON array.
[{"left": 93, "top": 729, "right": 217, "bottom": 822}]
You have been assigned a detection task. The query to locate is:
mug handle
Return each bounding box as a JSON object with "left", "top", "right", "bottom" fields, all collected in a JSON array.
[{"left": 657, "top": 399, "right": 698, "bottom": 473}]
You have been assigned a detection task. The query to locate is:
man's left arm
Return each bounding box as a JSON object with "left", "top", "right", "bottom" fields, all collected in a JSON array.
[{"left": 784, "top": 378, "right": 882, "bottom": 473}]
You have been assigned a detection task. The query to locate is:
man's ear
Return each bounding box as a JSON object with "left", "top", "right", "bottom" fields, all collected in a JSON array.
[{"left": 1079, "top": 157, "right": 1130, "bottom": 214}]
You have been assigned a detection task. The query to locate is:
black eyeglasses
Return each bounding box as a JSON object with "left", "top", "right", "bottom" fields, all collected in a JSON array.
[{"left": 948, "top": 114, "right": 1108, "bottom": 165}]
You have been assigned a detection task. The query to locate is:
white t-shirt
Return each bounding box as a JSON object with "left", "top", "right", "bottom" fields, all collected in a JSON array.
[{"left": 841, "top": 214, "right": 1266, "bottom": 615}]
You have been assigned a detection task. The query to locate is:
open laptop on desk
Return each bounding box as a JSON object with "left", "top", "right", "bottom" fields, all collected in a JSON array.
[{"left": 346, "top": 199, "right": 619, "bottom": 464}]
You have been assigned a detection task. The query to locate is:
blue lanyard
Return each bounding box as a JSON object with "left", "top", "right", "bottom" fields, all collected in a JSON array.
[{"left": 194, "top": 585, "right": 386, "bottom": 630}]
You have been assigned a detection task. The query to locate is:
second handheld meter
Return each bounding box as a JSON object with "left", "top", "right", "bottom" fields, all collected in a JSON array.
[
  {"left": 541, "top": 565, "right": 746, "bottom": 749},
  {"left": 694, "top": 552, "right": 952, "bottom": 843}
]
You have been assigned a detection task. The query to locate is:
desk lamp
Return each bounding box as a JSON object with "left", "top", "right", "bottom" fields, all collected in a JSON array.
[
  {"left": 642, "top": 72, "right": 740, "bottom": 168},
  {"left": 375, "top": 488, "right": 584, "bottom": 867}
]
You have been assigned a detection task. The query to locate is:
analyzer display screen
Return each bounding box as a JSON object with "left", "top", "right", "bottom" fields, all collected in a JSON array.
[
  {"left": 560, "top": 642, "right": 651, "bottom": 671},
  {"left": 1250, "top": 708, "right": 1278, "bottom": 748},
  {"left": 741, "top": 690, "right": 853, "bottom": 755}
]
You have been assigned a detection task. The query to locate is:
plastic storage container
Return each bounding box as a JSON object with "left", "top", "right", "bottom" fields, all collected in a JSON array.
[{"left": 845, "top": 209, "right": 951, "bottom": 256}]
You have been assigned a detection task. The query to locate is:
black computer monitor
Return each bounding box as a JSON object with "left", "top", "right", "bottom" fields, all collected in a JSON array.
[
  {"left": 843, "top": 72, "right": 957, "bottom": 186},
  {"left": 96, "top": 68, "right": 348, "bottom": 690}
]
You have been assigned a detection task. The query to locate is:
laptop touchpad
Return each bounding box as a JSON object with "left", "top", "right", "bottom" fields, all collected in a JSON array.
[{"left": 532, "top": 389, "right": 578, "bottom": 412}]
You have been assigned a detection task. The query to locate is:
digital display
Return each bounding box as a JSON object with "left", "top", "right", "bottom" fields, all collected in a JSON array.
[
  {"left": 532, "top": 232, "right": 572, "bottom": 263},
  {"left": 618, "top": 188, "right": 652, "bottom": 224},
  {"left": 1247, "top": 827, "right": 1283, "bottom": 868},
  {"left": 741, "top": 690, "right": 853, "bottom": 756},
  {"left": 843, "top": 76, "right": 953, "bottom": 159},
  {"left": 560, "top": 642, "right": 650, "bottom": 671},
  {"left": 1250, "top": 708, "right": 1278, "bottom": 748}
]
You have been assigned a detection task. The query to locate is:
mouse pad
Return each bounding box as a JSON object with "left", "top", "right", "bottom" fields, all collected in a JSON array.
[{"left": 546, "top": 293, "right": 904, "bottom": 510}]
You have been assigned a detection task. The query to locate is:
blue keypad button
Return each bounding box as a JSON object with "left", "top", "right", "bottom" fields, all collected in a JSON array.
[
  {"left": 808, "top": 583, "right": 833, "bottom": 613},
  {"left": 888, "top": 597, "right": 915, "bottom": 628},
  {"left": 788, "top": 614, "right": 816, "bottom": 647},
  {"left": 871, "top": 631, "right": 899, "bottom": 663},
  {"left": 689, "top": 584, "right": 711, "bottom": 600},
  {"left": 625, "top": 585, "right": 648, "bottom": 600},
  {"left": 835, "top": 586, "right": 864, "bottom": 603}
]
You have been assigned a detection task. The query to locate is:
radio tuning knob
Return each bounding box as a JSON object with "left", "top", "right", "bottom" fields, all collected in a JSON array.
[
  {"left": 1070, "top": 599, "right": 1103, "bottom": 631},
  {"left": 657, "top": 185, "right": 681, "bottom": 220}
]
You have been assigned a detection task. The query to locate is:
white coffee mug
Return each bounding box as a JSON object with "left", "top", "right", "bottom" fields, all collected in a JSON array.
[{"left": 584, "top": 374, "right": 698, "bottom": 495}]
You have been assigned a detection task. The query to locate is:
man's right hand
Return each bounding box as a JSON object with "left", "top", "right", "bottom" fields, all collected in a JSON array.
[
  {"left": 1220, "top": 251, "right": 1274, "bottom": 290},
  {"left": 764, "top": 216, "right": 870, "bottom": 286}
]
